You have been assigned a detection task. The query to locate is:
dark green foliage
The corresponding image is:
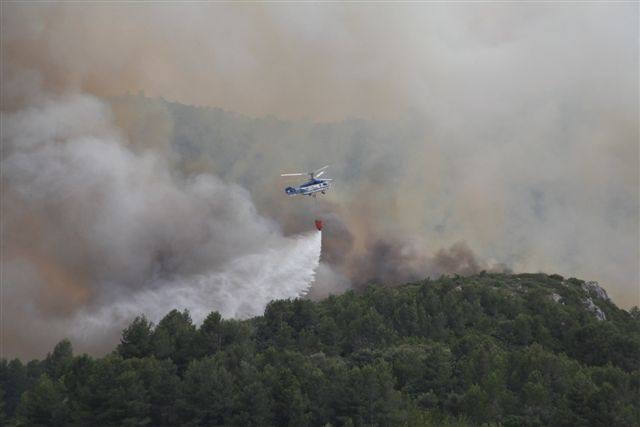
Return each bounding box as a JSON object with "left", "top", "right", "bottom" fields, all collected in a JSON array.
[
  {"left": 0, "top": 359, "right": 27, "bottom": 419},
  {"left": 199, "top": 312, "right": 254, "bottom": 364},
  {"left": 178, "top": 356, "right": 236, "bottom": 425},
  {"left": 117, "top": 316, "right": 154, "bottom": 359},
  {"left": 151, "top": 309, "right": 199, "bottom": 373},
  {"left": 44, "top": 339, "right": 73, "bottom": 381},
  {"left": 0, "top": 384, "right": 7, "bottom": 426},
  {"left": 16, "top": 375, "right": 69, "bottom": 426},
  {"left": 2, "top": 273, "right": 639, "bottom": 426},
  {"left": 342, "top": 361, "right": 406, "bottom": 426}
]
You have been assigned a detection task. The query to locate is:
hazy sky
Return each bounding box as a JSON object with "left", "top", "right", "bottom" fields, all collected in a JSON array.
[{"left": 2, "top": 3, "right": 638, "bottom": 358}]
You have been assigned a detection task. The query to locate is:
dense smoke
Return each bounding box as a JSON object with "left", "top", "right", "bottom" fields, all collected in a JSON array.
[
  {"left": 2, "top": 94, "right": 322, "bottom": 358},
  {"left": 73, "top": 230, "right": 322, "bottom": 355},
  {"left": 2, "top": 4, "right": 638, "bottom": 358}
]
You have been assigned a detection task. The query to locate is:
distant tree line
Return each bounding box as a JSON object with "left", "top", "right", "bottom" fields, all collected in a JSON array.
[{"left": 2, "top": 273, "right": 639, "bottom": 426}]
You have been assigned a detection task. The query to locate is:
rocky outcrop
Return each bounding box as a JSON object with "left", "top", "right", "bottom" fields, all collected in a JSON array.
[
  {"left": 583, "top": 296, "right": 607, "bottom": 321},
  {"left": 550, "top": 293, "right": 563, "bottom": 304},
  {"left": 582, "top": 281, "right": 610, "bottom": 302}
]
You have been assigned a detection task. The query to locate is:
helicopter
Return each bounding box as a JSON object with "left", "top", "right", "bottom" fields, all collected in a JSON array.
[{"left": 281, "top": 165, "right": 333, "bottom": 197}]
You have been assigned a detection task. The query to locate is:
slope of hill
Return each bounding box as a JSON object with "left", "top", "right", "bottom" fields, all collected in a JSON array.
[
  {"left": 106, "top": 94, "right": 639, "bottom": 306},
  {"left": 2, "top": 273, "right": 639, "bottom": 426}
]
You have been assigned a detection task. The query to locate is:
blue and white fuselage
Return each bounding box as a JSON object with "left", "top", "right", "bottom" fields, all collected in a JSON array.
[
  {"left": 285, "top": 178, "right": 331, "bottom": 196},
  {"left": 282, "top": 165, "right": 333, "bottom": 197}
]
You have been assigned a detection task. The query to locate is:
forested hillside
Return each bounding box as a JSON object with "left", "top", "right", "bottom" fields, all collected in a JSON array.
[{"left": 2, "top": 273, "right": 639, "bottom": 426}]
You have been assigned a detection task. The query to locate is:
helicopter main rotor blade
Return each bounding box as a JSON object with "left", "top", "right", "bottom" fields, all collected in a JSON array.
[
  {"left": 281, "top": 173, "right": 306, "bottom": 177},
  {"left": 313, "top": 165, "right": 329, "bottom": 176},
  {"left": 316, "top": 170, "right": 326, "bottom": 178}
]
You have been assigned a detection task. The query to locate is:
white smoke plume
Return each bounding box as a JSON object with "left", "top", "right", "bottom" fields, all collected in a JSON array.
[
  {"left": 1, "top": 94, "right": 321, "bottom": 358},
  {"left": 72, "top": 231, "right": 321, "bottom": 351}
]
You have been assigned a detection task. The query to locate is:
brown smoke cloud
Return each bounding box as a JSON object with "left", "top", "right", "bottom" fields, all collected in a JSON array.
[
  {"left": 2, "top": 4, "right": 638, "bottom": 358},
  {"left": 1, "top": 94, "right": 324, "bottom": 359}
]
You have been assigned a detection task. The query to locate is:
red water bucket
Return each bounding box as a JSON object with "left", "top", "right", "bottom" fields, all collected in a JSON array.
[{"left": 315, "top": 219, "right": 323, "bottom": 231}]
